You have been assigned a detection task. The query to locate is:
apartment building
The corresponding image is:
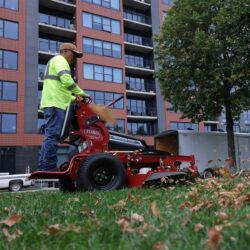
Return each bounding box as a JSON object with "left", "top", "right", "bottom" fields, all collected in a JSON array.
[{"left": 1, "top": 0, "right": 249, "bottom": 173}]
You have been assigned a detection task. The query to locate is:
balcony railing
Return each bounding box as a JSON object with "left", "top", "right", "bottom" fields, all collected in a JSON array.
[
  {"left": 124, "top": 33, "right": 153, "bottom": 47},
  {"left": 127, "top": 107, "right": 157, "bottom": 117},
  {"left": 123, "top": 9, "right": 151, "bottom": 25},
  {"left": 39, "top": 13, "right": 75, "bottom": 30},
  {"left": 126, "top": 80, "right": 155, "bottom": 92},
  {"left": 58, "top": 0, "right": 76, "bottom": 4},
  {"left": 125, "top": 55, "right": 154, "bottom": 69}
]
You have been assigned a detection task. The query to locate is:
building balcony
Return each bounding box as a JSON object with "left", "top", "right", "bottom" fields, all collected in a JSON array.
[
  {"left": 38, "top": 38, "right": 63, "bottom": 60},
  {"left": 123, "top": 9, "right": 152, "bottom": 32},
  {"left": 124, "top": 33, "right": 153, "bottom": 53},
  {"left": 39, "top": 13, "right": 76, "bottom": 39},
  {"left": 126, "top": 89, "right": 156, "bottom": 99},
  {"left": 123, "top": 0, "right": 151, "bottom": 12},
  {"left": 39, "top": 23, "right": 76, "bottom": 39},
  {"left": 39, "top": 0, "right": 76, "bottom": 14},
  {"left": 126, "top": 80, "right": 155, "bottom": 98},
  {"left": 127, "top": 108, "right": 157, "bottom": 120},
  {"left": 125, "top": 56, "right": 154, "bottom": 75}
]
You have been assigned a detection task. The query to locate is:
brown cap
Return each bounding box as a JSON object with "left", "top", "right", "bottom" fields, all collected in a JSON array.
[{"left": 59, "top": 43, "right": 83, "bottom": 58}]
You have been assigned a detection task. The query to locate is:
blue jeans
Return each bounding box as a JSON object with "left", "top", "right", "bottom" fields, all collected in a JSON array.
[{"left": 38, "top": 107, "right": 66, "bottom": 170}]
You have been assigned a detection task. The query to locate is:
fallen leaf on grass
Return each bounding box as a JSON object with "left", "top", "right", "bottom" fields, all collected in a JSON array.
[
  {"left": 45, "top": 224, "right": 61, "bottom": 236},
  {"left": 216, "top": 212, "right": 230, "bottom": 221},
  {"left": 206, "top": 228, "right": 222, "bottom": 250},
  {"left": 66, "top": 197, "right": 80, "bottom": 203},
  {"left": 108, "top": 200, "right": 127, "bottom": 211},
  {"left": 194, "top": 223, "right": 204, "bottom": 232},
  {"left": 152, "top": 241, "right": 169, "bottom": 250},
  {"left": 117, "top": 217, "right": 133, "bottom": 233},
  {"left": 131, "top": 213, "right": 144, "bottom": 223},
  {"left": 94, "top": 198, "right": 101, "bottom": 206},
  {"left": 0, "top": 215, "right": 22, "bottom": 227},
  {"left": 235, "top": 183, "right": 244, "bottom": 193},
  {"left": 137, "top": 223, "right": 160, "bottom": 237},
  {"left": 79, "top": 204, "right": 96, "bottom": 217},
  {"left": 2, "top": 228, "right": 22, "bottom": 242},
  {"left": 180, "top": 201, "right": 192, "bottom": 209},
  {"left": 64, "top": 224, "right": 88, "bottom": 233},
  {"left": 151, "top": 201, "right": 162, "bottom": 220}
]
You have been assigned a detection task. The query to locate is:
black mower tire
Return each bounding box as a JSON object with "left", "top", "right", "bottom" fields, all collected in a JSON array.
[
  {"left": 59, "top": 178, "right": 76, "bottom": 193},
  {"left": 76, "top": 153, "right": 126, "bottom": 191}
]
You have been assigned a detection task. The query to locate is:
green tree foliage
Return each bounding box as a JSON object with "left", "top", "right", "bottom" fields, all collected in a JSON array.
[{"left": 155, "top": 0, "right": 250, "bottom": 165}]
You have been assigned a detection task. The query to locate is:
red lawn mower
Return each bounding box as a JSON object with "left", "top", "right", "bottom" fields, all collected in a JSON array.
[{"left": 29, "top": 96, "right": 198, "bottom": 192}]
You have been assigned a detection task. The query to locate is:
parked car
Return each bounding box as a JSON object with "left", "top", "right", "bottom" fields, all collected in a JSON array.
[{"left": 0, "top": 172, "right": 34, "bottom": 192}]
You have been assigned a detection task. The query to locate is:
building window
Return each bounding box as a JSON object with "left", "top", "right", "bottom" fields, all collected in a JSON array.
[
  {"left": 85, "top": 90, "right": 124, "bottom": 109},
  {"left": 0, "top": 0, "right": 19, "bottom": 10},
  {"left": 0, "top": 113, "right": 17, "bottom": 133},
  {"left": 0, "top": 147, "right": 16, "bottom": 173},
  {"left": 82, "top": 12, "right": 121, "bottom": 34},
  {"left": 128, "top": 122, "right": 156, "bottom": 136},
  {"left": 0, "top": 81, "right": 17, "bottom": 101},
  {"left": 83, "top": 37, "right": 122, "bottom": 58},
  {"left": 204, "top": 123, "right": 217, "bottom": 132},
  {"left": 39, "top": 13, "right": 73, "bottom": 30},
  {"left": 106, "top": 119, "right": 125, "bottom": 133},
  {"left": 0, "top": 50, "right": 18, "bottom": 70},
  {"left": 39, "top": 38, "right": 62, "bottom": 54},
  {"left": 82, "top": 0, "right": 120, "bottom": 11},
  {"left": 83, "top": 63, "right": 123, "bottom": 83},
  {"left": 170, "top": 122, "right": 199, "bottom": 131},
  {"left": 0, "top": 19, "right": 18, "bottom": 39}
]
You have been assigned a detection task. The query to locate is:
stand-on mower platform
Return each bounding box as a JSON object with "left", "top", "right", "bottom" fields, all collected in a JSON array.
[{"left": 30, "top": 97, "right": 198, "bottom": 192}]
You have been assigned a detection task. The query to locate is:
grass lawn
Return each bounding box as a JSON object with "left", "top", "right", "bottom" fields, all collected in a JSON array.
[{"left": 0, "top": 176, "right": 249, "bottom": 250}]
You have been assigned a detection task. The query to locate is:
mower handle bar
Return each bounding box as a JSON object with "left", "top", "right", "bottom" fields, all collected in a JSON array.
[{"left": 80, "top": 95, "right": 124, "bottom": 108}]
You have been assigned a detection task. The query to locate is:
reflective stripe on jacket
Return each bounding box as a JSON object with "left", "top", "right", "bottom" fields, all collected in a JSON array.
[{"left": 40, "top": 55, "right": 85, "bottom": 110}]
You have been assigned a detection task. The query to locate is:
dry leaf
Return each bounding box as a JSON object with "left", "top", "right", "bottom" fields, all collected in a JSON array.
[
  {"left": 180, "top": 201, "right": 192, "bottom": 209},
  {"left": 108, "top": 200, "right": 126, "bottom": 211},
  {"left": 45, "top": 224, "right": 61, "bottom": 236},
  {"left": 66, "top": 197, "right": 80, "bottom": 203},
  {"left": 94, "top": 198, "right": 101, "bottom": 206},
  {"left": 194, "top": 223, "right": 204, "bottom": 232},
  {"left": 216, "top": 212, "right": 230, "bottom": 221},
  {"left": 0, "top": 215, "right": 22, "bottom": 227},
  {"left": 152, "top": 241, "right": 169, "bottom": 250},
  {"left": 206, "top": 228, "right": 222, "bottom": 250},
  {"left": 117, "top": 217, "right": 133, "bottom": 233},
  {"left": 131, "top": 213, "right": 144, "bottom": 223},
  {"left": 2, "top": 228, "right": 22, "bottom": 242},
  {"left": 127, "top": 192, "right": 140, "bottom": 203},
  {"left": 79, "top": 204, "right": 96, "bottom": 217},
  {"left": 151, "top": 201, "right": 161, "bottom": 219}
]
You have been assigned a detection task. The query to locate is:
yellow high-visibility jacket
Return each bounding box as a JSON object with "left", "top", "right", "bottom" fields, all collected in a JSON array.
[{"left": 40, "top": 55, "right": 85, "bottom": 110}]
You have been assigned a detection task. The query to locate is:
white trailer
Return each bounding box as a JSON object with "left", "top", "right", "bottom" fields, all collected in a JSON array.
[
  {"left": 0, "top": 173, "right": 33, "bottom": 192},
  {"left": 155, "top": 130, "right": 250, "bottom": 173}
]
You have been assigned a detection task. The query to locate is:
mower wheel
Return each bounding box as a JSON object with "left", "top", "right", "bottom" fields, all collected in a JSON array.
[
  {"left": 76, "top": 153, "right": 126, "bottom": 191},
  {"left": 59, "top": 178, "right": 76, "bottom": 193}
]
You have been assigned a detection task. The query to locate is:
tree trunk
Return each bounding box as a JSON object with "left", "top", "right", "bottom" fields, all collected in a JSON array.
[{"left": 225, "top": 103, "right": 236, "bottom": 170}]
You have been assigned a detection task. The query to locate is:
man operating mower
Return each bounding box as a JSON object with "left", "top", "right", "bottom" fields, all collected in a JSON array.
[{"left": 38, "top": 43, "right": 87, "bottom": 171}]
